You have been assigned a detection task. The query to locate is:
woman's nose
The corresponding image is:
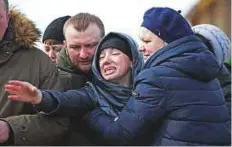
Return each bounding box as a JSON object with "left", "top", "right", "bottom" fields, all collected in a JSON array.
[
  {"left": 101, "top": 55, "right": 112, "bottom": 66},
  {"left": 139, "top": 46, "right": 145, "bottom": 52}
]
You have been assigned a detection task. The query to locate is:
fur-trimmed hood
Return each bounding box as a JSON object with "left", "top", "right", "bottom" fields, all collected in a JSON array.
[{"left": 7, "top": 8, "right": 41, "bottom": 47}]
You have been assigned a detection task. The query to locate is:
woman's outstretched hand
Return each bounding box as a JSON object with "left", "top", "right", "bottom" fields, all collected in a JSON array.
[{"left": 4, "top": 80, "right": 42, "bottom": 104}]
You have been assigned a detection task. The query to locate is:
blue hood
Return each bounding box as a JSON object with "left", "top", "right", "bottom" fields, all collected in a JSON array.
[
  {"left": 144, "top": 35, "right": 220, "bottom": 82},
  {"left": 90, "top": 32, "right": 143, "bottom": 116}
]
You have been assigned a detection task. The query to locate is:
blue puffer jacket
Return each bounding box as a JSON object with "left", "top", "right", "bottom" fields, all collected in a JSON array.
[
  {"left": 85, "top": 35, "right": 231, "bottom": 145},
  {"left": 38, "top": 32, "right": 143, "bottom": 118}
]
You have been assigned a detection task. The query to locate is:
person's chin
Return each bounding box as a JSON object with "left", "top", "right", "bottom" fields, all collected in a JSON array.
[
  {"left": 79, "top": 64, "right": 91, "bottom": 73},
  {"left": 104, "top": 76, "right": 113, "bottom": 81},
  {"left": 103, "top": 73, "right": 117, "bottom": 81},
  {"left": 51, "top": 60, "right": 57, "bottom": 64}
]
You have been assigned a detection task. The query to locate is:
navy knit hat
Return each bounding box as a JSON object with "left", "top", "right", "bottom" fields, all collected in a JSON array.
[
  {"left": 42, "top": 15, "right": 71, "bottom": 43},
  {"left": 99, "top": 37, "right": 132, "bottom": 60},
  {"left": 141, "top": 7, "right": 193, "bottom": 43}
]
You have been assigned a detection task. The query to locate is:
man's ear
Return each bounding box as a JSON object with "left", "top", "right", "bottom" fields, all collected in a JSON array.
[
  {"left": 64, "top": 40, "right": 69, "bottom": 56},
  {"left": 63, "top": 40, "right": 67, "bottom": 48}
]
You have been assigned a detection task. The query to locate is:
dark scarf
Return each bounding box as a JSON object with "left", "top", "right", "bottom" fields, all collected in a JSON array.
[
  {"left": 88, "top": 75, "right": 133, "bottom": 117},
  {"left": 88, "top": 32, "right": 143, "bottom": 117}
]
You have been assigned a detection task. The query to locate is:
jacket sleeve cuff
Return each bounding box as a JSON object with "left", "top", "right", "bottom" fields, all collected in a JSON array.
[{"left": 33, "top": 90, "right": 59, "bottom": 115}]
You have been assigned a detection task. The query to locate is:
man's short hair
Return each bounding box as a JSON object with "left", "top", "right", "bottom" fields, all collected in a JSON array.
[
  {"left": 3, "top": 0, "right": 9, "bottom": 11},
  {"left": 63, "top": 13, "right": 105, "bottom": 38}
]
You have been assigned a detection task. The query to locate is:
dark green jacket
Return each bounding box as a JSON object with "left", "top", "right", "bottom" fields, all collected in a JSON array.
[
  {"left": 2, "top": 10, "right": 93, "bottom": 145},
  {"left": 57, "top": 48, "right": 91, "bottom": 90},
  {"left": 56, "top": 48, "right": 94, "bottom": 145},
  {"left": 5, "top": 48, "right": 93, "bottom": 145},
  {"left": 0, "top": 9, "right": 69, "bottom": 145}
]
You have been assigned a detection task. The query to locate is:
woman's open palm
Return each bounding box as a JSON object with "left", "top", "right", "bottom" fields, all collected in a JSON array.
[{"left": 4, "top": 80, "right": 41, "bottom": 104}]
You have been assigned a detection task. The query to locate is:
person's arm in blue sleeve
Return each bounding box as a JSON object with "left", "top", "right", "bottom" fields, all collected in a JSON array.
[
  {"left": 35, "top": 87, "right": 97, "bottom": 117},
  {"left": 86, "top": 70, "right": 167, "bottom": 145}
]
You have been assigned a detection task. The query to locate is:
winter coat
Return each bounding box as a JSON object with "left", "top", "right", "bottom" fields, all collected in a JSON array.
[
  {"left": 85, "top": 35, "right": 231, "bottom": 145},
  {"left": 0, "top": 9, "right": 69, "bottom": 145},
  {"left": 57, "top": 47, "right": 94, "bottom": 145},
  {"left": 192, "top": 24, "right": 231, "bottom": 118},
  {"left": 36, "top": 32, "right": 143, "bottom": 122},
  {"left": 5, "top": 48, "right": 93, "bottom": 145}
]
